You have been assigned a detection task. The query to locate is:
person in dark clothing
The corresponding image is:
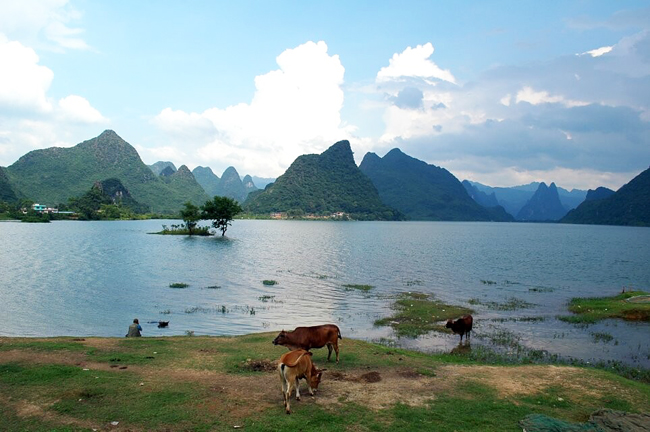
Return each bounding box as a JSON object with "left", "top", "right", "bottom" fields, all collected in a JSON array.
[{"left": 126, "top": 318, "right": 142, "bottom": 337}]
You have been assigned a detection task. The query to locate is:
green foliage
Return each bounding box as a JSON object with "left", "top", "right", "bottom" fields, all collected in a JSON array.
[
  {"left": 375, "top": 292, "right": 473, "bottom": 337},
  {"left": 559, "top": 290, "right": 650, "bottom": 323},
  {"left": 153, "top": 224, "right": 212, "bottom": 236},
  {"left": 179, "top": 201, "right": 201, "bottom": 234},
  {"left": 202, "top": 195, "right": 243, "bottom": 236},
  {"left": 169, "top": 282, "right": 189, "bottom": 288},
  {"left": 244, "top": 140, "right": 403, "bottom": 220},
  {"left": 262, "top": 280, "right": 278, "bottom": 286}
]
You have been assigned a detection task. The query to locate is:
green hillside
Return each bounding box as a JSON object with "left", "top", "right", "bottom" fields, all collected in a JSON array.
[
  {"left": 0, "top": 167, "right": 20, "bottom": 202},
  {"left": 359, "top": 149, "right": 512, "bottom": 221},
  {"left": 244, "top": 140, "right": 402, "bottom": 220},
  {"left": 6, "top": 130, "right": 208, "bottom": 213},
  {"left": 216, "top": 166, "right": 247, "bottom": 203},
  {"left": 561, "top": 166, "right": 650, "bottom": 227},
  {"left": 192, "top": 166, "right": 220, "bottom": 196}
]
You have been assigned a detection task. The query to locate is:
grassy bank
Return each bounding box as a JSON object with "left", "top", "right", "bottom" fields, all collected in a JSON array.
[
  {"left": 559, "top": 290, "right": 650, "bottom": 324},
  {"left": 1, "top": 334, "right": 648, "bottom": 431}
]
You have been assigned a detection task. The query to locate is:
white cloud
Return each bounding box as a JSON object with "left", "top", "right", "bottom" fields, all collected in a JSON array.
[
  {"left": 500, "top": 94, "right": 512, "bottom": 106},
  {"left": 0, "top": 35, "right": 53, "bottom": 113},
  {"left": 377, "top": 43, "right": 456, "bottom": 84},
  {"left": 151, "top": 41, "right": 355, "bottom": 177},
  {"left": 578, "top": 45, "right": 613, "bottom": 57},
  {"left": 0, "top": 0, "right": 89, "bottom": 51},
  {"left": 57, "top": 95, "right": 107, "bottom": 124},
  {"left": 516, "top": 86, "right": 588, "bottom": 108}
]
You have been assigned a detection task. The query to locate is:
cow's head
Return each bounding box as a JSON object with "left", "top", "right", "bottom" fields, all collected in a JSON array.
[
  {"left": 445, "top": 319, "right": 453, "bottom": 329},
  {"left": 309, "top": 367, "right": 326, "bottom": 390},
  {"left": 272, "top": 330, "right": 287, "bottom": 346}
]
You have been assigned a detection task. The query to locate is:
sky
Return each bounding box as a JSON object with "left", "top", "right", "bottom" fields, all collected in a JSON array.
[{"left": 1, "top": 1, "right": 649, "bottom": 190}]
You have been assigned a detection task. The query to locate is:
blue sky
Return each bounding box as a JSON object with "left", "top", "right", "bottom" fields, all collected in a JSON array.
[{"left": 1, "top": 1, "right": 649, "bottom": 190}]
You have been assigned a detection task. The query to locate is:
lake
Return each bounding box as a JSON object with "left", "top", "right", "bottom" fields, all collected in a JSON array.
[{"left": 1, "top": 219, "right": 648, "bottom": 368}]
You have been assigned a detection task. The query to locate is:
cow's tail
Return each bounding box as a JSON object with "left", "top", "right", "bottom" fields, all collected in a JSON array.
[{"left": 337, "top": 327, "right": 342, "bottom": 339}]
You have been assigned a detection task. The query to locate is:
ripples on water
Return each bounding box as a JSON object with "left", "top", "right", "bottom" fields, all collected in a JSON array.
[{"left": 0, "top": 219, "right": 648, "bottom": 367}]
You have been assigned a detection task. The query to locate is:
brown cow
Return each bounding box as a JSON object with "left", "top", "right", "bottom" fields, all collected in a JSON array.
[
  {"left": 273, "top": 324, "right": 342, "bottom": 363},
  {"left": 446, "top": 314, "right": 473, "bottom": 342},
  {"left": 278, "top": 349, "right": 325, "bottom": 414}
]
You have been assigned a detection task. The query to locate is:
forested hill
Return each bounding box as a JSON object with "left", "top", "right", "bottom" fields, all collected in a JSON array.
[
  {"left": 244, "top": 140, "right": 403, "bottom": 220},
  {"left": 0, "top": 167, "right": 20, "bottom": 202},
  {"left": 561, "top": 166, "right": 650, "bottom": 227},
  {"left": 359, "top": 148, "right": 513, "bottom": 221},
  {"left": 5, "top": 130, "right": 208, "bottom": 213}
]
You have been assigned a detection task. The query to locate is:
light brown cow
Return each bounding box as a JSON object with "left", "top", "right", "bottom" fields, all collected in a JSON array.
[
  {"left": 273, "top": 324, "right": 342, "bottom": 363},
  {"left": 277, "top": 349, "right": 325, "bottom": 414}
]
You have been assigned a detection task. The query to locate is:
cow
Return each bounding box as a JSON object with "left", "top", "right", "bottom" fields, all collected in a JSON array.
[
  {"left": 272, "top": 324, "right": 342, "bottom": 363},
  {"left": 277, "top": 349, "right": 325, "bottom": 414},
  {"left": 446, "top": 314, "right": 473, "bottom": 342}
]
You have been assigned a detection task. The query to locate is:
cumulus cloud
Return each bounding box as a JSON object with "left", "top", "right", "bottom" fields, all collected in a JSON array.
[
  {"left": 377, "top": 43, "right": 456, "bottom": 84},
  {"left": 370, "top": 29, "right": 650, "bottom": 189},
  {"left": 0, "top": 34, "right": 107, "bottom": 166},
  {"left": 151, "top": 41, "right": 355, "bottom": 177}
]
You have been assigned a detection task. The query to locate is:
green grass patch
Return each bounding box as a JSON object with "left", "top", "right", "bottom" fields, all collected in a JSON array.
[
  {"left": 374, "top": 292, "right": 473, "bottom": 338},
  {"left": 559, "top": 290, "right": 650, "bottom": 323},
  {"left": 342, "top": 283, "right": 374, "bottom": 291},
  {"left": 262, "top": 280, "right": 278, "bottom": 286},
  {"left": 169, "top": 282, "right": 190, "bottom": 288},
  {"left": 468, "top": 297, "right": 535, "bottom": 311}
]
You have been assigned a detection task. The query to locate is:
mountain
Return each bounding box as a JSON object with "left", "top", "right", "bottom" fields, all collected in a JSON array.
[
  {"left": 462, "top": 180, "right": 499, "bottom": 208},
  {"left": 90, "top": 178, "right": 148, "bottom": 213},
  {"left": 159, "top": 165, "right": 210, "bottom": 205},
  {"left": 149, "top": 161, "right": 177, "bottom": 176},
  {"left": 192, "top": 166, "right": 221, "bottom": 197},
  {"left": 470, "top": 181, "right": 587, "bottom": 216},
  {"left": 359, "top": 149, "right": 512, "bottom": 221},
  {"left": 584, "top": 186, "right": 615, "bottom": 202},
  {"left": 245, "top": 140, "right": 402, "bottom": 220},
  {"left": 216, "top": 166, "right": 248, "bottom": 203},
  {"left": 0, "top": 167, "right": 20, "bottom": 202},
  {"left": 242, "top": 175, "right": 258, "bottom": 196},
  {"left": 561, "top": 167, "right": 650, "bottom": 227},
  {"left": 250, "top": 176, "right": 275, "bottom": 189},
  {"left": 516, "top": 182, "right": 567, "bottom": 221},
  {"left": 5, "top": 130, "right": 209, "bottom": 213}
]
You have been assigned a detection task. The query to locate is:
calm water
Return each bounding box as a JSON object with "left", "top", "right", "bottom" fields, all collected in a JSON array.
[{"left": 1, "top": 220, "right": 649, "bottom": 367}]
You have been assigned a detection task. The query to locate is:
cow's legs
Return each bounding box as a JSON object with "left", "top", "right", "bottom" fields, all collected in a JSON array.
[
  {"left": 294, "top": 376, "right": 301, "bottom": 401},
  {"left": 326, "top": 343, "right": 333, "bottom": 361},
  {"left": 334, "top": 340, "right": 340, "bottom": 363}
]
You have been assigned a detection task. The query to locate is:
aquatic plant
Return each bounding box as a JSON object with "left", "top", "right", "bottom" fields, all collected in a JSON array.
[
  {"left": 342, "top": 284, "right": 374, "bottom": 292},
  {"left": 560, "top": 290, "right": 650, "bottom": 323},
  {"left": 262, "top": 280, "right": 278, "bottom": 286},
  {"left": 468, "top": 297, "right": 534, "bottom": 311},
  {"left": 169, "top": 283, "right": 189, "bottom": 288}
]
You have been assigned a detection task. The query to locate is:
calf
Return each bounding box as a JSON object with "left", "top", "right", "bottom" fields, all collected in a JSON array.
[
  {"left": 446, "top": 314, "right": 473, "bottom": 342},
  {"left": 277, "top": 349, "right": 325, "bottom": 414},
  {"left": 273, "top": 324, "right": 342, "bottom": 363}
]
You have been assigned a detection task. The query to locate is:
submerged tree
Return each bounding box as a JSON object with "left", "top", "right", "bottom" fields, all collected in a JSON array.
[
  {"left": 179, "top": 201, "right": 201, "bottom": 235},
  {"left": 201, "top": 196, "right": 242, "bottom": 236}
]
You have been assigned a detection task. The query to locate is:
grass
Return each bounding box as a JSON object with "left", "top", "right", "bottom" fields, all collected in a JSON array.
[
  {"left": 558, "top": 290, "right": 650, "bottom": 324},
  {"left": 262, "top": 280, "right": 278, "bottom": 286},
  {"left": 468, "top": 297, "right": 535, "bottom": 311},
  {"left": 342, "top": 283, "right": 374, "bottom": 292},
  {"left": 0, "top": 335, "right": 648, "bottom": 432},
  {"left": 374, "top": 292, "right": 473, "bottom": 338},
  {"left": 169, "top": 282, "right": 190, "bottom": 288}
]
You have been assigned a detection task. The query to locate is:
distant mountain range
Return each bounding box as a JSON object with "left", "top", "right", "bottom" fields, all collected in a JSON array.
[
  {"left": 0, "top": 129, "right": 646, "bottom": 226},
  {"left": 468, "top": 181, "right": 586, "bottom": 217},
  {"left": 244, "top": 140, "right": 403, "bottom": 220},
  {"left": 360, "top": 149, "right": 512, "bottom": 221},
  {"left": 561, "top": 166, "right": 650, "bottom": 226}
]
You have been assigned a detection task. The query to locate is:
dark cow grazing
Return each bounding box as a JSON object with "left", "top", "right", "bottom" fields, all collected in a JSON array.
[
  {"left": 446, "top": 315, "right": 473, "bottom": 342},
  {"left": 273, "top": 324, "right": 342, "bottom": 363},
  {"left": 278, "top": 349, "right": 325, "bottom": 414},
  {"left": 157, "top": 321, "right": 169, "bottom": 328}
]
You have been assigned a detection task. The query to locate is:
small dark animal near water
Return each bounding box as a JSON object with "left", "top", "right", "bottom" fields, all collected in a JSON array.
[
  {"left": 157, "top": 321, "right": 169, "bottom": 328},
  {"left": 273, "top": 324, "right": 342, "bottom": 363},
  {"left": 278, "top": 349, "right": 325, "bottom": 414},
  {"left": 446, "top": 315, "right": 473, "bottom": 342}
]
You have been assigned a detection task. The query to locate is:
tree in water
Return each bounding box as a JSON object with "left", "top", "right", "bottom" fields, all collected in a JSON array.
[
  {"left": 201, "top": 196, "right": 242, "bottom": 236},
  {"left": 179, "top": 201, "right": 201, "bottom": 235}
]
